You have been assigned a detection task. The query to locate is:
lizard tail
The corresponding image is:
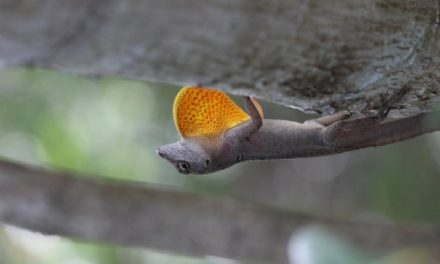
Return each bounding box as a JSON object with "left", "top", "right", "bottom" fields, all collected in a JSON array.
[{"left": 352, "top": 111, "right": 440, "bottom": 149}]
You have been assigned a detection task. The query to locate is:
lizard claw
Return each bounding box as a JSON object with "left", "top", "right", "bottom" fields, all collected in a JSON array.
[
  {"left": 342, "top": 110, "right": 353, "bottom": 119},
  {"left": 376, "top": 105, "right": 391, "bottom": 121}
]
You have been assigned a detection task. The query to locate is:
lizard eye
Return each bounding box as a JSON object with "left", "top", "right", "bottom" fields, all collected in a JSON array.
[
  {"left": 236, "top": 154, "right": 243, "bottom": 162},
  {"left": 177, "top": 160, "right": 190, "bottom": 173},
  {"left": 205, "top": 159, "right": 210, "bottom": 167}
]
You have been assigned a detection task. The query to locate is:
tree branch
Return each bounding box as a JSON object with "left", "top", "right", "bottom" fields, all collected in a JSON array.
[
  {"left": 0, "top": 159, "right": 440, "bottom": 263},
  {"left": 1, "top": 1, "right": 440, "bottom": 262},
  {"left": 0, "top": 0, "right": 439, "bottom": 116}
]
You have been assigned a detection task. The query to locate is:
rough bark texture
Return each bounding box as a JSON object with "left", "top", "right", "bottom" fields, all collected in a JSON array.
[
  {"left": 0, "top": 0, "right": 439, "bottom": 117},
  {"left": 0, "top": 159, "right": 440, "bottom": 264},
  {"left": 1, "top": 1, "right": 440, "bottom": 263}
]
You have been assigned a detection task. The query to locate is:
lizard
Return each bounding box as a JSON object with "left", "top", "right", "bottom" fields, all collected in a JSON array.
[{"left": 156, "top": 86, "right": 440, "bottom": 174}]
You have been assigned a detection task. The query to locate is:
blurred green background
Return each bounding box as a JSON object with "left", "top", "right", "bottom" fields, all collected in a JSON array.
[{"left": 0, "top": 68, "right": 439, "bottom": 264}]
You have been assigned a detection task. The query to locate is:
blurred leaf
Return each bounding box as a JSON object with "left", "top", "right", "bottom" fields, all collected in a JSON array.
[
  {"left": 367, "top": 141, "right": 440, "bottom": 222},
  {"left": 288, "top": 226, "right": 374, "bottom": 264}
]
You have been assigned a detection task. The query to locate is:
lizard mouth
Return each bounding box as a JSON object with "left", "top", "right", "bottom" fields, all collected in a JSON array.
[
  {"left": 156, "top": 148, "right": 184, "bottom": 172},
  {"left": 156, "top": 148, "right": 165, "bottom": 158},
  {"left": 156, "top": 148, "right": 173, "bottom": 163}
]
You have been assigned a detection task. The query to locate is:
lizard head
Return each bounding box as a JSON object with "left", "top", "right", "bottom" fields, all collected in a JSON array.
[
  {"left": 156, "top": 86, "right": 250, "bottom": 174},
  {"left": 156, "top": 140, "right": 213, "bottom": 174},
  {"left": 156, "top": 138, "right": 241, "bottom": 174}
]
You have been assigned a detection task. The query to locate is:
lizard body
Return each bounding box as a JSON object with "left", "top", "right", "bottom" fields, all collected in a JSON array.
[{"left": 157, "top": 86, "right": 440, "bottom": 174}]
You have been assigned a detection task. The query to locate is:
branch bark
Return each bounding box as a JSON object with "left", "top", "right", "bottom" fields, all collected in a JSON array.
[
  {"left": 0, "top": 0, "right": 439, "bottom": 117},
  {"left": 1, "top": 1, "right": 440, "bottom": 262},
  {"left": 0, "top": 159, "right": 440, "bottom": 263}
]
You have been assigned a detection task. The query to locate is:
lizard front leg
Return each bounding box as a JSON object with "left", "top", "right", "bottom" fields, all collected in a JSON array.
[{"left": 225, "top": 96, "right": 263, "bottom": 140}]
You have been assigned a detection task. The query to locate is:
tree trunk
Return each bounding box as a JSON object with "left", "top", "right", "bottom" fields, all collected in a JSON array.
[{"left": 0, "top": 0, "right": 439, "bottom": 116}]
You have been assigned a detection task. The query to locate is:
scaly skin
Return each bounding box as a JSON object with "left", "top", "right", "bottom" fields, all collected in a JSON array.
[{"left": 157, "top": 87, "right": 440, "bottom": 174}]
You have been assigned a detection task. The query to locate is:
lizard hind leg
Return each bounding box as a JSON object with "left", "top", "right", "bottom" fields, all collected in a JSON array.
[
  {"left": 304, "top": 111, "right": 352, "bottom": 127},
  {"left": 322, "top": 110, "right": 390, "bottom": 146}
]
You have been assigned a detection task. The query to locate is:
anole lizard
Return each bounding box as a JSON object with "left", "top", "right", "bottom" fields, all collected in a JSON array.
[{"left": 157, "top": 86, "right": 440, "bottom": 174}]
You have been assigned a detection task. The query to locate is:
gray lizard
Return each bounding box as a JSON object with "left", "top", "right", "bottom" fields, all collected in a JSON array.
[{"left": 157, "top": 86, "right": 440, "bottom": 174}]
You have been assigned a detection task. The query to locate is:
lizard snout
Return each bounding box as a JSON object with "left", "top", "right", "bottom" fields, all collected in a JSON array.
[{"left": 156, "top": 148, "right": 165, "bottom": 158}]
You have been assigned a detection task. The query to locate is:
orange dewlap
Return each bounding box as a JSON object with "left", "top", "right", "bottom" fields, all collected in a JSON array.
[{"left": 173, "top": 86, "right": 250, "bottom": 139}]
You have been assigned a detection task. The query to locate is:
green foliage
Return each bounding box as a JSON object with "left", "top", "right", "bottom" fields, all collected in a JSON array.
[
  {"left": 368, "top": 140, "right": 440, "bottom": 222},
  {"left": 0, "top": 68, "right": 211, "bottom": 264},
  {"left": 0, "top": 67, "right": 439, "bottom": 263}
]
